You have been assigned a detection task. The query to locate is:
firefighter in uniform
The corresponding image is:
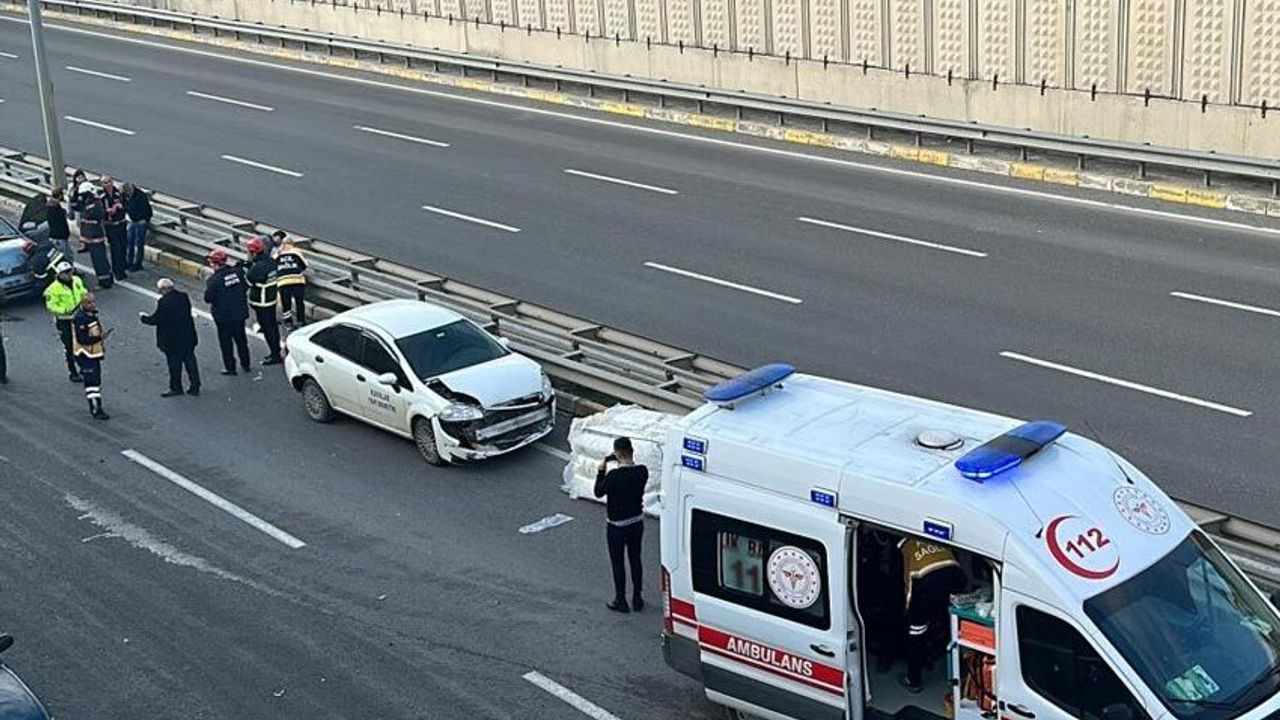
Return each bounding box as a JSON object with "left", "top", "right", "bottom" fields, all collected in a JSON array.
[
  {"left": 203, "top": 249, "right": 252, "bottom": 376},
  {"left": 43, "top": 261, "right": 88, "bottom": 382},
  {"left": 274, "top": 239, "right": 308, "bottom": 327},
  {"left": 30, "top": 239, "right": 69, "bottom": 290},
  {"left": 72, "top": 293, "right": 109, "bottom": 420},
  {"left": 900, "top": 537, "right": 965, "bottom": 693},
  {"left": 244, "top": 237, "right": 283, "bottom": 365}
]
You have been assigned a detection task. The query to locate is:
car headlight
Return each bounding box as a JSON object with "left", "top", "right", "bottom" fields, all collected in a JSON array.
[
  {"left": 541, "top": 373, "right": 554, "bottom": 402},
  {"left": 439, "top": 403, "right": 485, "bottom": 422}
]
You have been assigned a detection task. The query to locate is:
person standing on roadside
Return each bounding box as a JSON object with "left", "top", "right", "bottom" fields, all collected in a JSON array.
[
  {"left": 43, "top": 261, "right": 87, "bottom": 383},
  {"left": 275, "top": 238, "right": 308, "bottom": 327},
  {"left": 123, "top": 183, "right": 152, "bottom": 272},
  {"left": 100, "top": 177, "right": 128, "bottom": 282},
  {"left": 72, "top": 293, "right": 109, "bottom": 420},
  {"left": 244, "top": 238, "right": 283, "bottom": 366},
  {"left": 78, "top": 182, "right": 113, "bottom": 289},
  {"left": 46, "top": 187, "right": 73, "bottom": 262},
  {"left": 594, "top": 437, "right": 650, "bottom": 614},
  {"left": 203, "top": 249, "right": 251, "bottom": 376},
  {"left": 140, "top": 278, "right": 200, "bottom": 397},
  {"left": 67, "top": 169, "right": 87, "bottom": 222}
]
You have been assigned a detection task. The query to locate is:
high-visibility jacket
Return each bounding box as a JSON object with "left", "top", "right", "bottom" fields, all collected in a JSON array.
[
  {"left": 245, "top": 256, "right": 279, "bottom": 308},
  {"left": 900, "top": 538, "right": 959, "bottom": 605},
  {"left": 72, "top": 308, "right": 105, "bottom": 359},
  {"left": 275, "top": 247, "right": 307, "bottom": 287},
  {"left": 44, "top": 276, "right": 88, "bottom": 320}
]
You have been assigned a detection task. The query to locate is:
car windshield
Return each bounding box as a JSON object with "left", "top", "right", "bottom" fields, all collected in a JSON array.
[
  {"left": 395, "top": 319, "right": 508, "bottom": 380},
  {"left": 1084, "top": 532, "right": 1280, "bottom": 720},
  {"left": 0, "top": 217, "right": 18, "bottom": 239}
]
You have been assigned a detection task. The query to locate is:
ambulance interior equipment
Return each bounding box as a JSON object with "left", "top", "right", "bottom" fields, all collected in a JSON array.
[{"left": 660, "top": 364, "right": 1280, "bottom": 720}]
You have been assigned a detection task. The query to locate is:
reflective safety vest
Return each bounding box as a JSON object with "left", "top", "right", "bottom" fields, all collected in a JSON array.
[
  {"left": 275, "top": 248, "right": 307, "bottom": 287},
  {"left": 32, "top": 246, "right": 66, "bottom": 281},
  {"left": 72, "top": 309, "right": 105, "bottom": 359},
  {"left": 246, "top": 257, "right": 279, "bottom": 309},
  {"left": 900, "top": 538, "right": 959, "bottom": 604},
  {"left": 44, "top": 276, "right": 88, "bottom": 320}
]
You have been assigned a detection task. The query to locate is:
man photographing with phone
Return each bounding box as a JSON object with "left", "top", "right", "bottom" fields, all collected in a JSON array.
[{"left": 594, "top": 437, "right": 649, "bottom": 614}]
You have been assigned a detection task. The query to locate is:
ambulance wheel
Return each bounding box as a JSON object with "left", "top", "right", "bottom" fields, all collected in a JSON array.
[
  {"left": 301, "top": 379, "right": 334, "bottom": 423},
  {"left": 413, "top": 418, "right": 447, "bottom": 467}
]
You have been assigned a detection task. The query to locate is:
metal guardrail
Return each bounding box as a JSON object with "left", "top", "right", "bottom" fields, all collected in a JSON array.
[
  {"left": 23, "top": 0, "right": 1280, "bottom": 194},
  {"left": 1, "top": 146, "right": 1277, "bottom": 590}
]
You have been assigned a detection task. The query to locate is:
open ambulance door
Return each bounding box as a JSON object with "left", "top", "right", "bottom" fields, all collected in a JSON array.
[{"left": 688, "top": 485, "right": 854, "bottom": 720}]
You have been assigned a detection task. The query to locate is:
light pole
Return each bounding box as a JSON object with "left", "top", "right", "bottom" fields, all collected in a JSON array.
[{"left": 28, "top": 0, "right": 66, "bottom": 191}]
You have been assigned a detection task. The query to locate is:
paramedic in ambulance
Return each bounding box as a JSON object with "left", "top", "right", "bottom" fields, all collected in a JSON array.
[
  {"left": 899, "top": 537, "right": 966, "bottom": 694},
  {"left": 594, "top": 437, "right": 649, "bottom": 614}
]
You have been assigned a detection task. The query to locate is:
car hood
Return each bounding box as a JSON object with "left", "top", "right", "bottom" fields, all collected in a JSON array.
[
  {"left": 0, "top": 240, "right": 28, "bottom": 275},
  {"left": 434, "top": 352, "right": 543, "bottom": 408},
  {"left": 0, "top": 666, "right": 49, "bottom": 720}
]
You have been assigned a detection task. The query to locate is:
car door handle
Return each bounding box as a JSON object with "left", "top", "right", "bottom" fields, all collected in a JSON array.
[
  {"left": 1001, "top": 703, "right": 1035, "bottom": 719},
  {"left": 356, "top": 374, "right": 367, "bottom": 383},
  {"left": 314, "top": 356, "right": 324, "bottom": 363},
  {"left": 810, "top": 643, "right": 835, "bottom": 657}
]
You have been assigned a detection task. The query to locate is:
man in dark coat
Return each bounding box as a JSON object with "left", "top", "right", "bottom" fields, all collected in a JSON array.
[
  {"left": 203, "top": 248, "right": 251, "bottom": 376},
  {"left": 100, "top": 176, "right": 128, "bottom": 282},
  {"left": 140, "top": 278, "right": 200, "bottom": 397}
]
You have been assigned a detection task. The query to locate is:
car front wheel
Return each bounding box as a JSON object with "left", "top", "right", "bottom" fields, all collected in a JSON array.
[
  {"left": 413, "top": 418, "right": 448, "bottom": 467},
  {"left": 301, "top": 378, "right": 335, "bottom": 423}
]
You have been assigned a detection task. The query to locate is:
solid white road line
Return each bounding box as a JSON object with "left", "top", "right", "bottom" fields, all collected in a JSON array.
[
  {"left": 644, "top": 261, "right": 803, "bottom": 304},
  {"left": 13, "top": 18, "right": 1278, "bottom": 240},
  {"left": 533, "top": 443, "right": 572, "bottom": 462},
  {"left": 121, "top": 449, "right": 308, "bottom": 549},
  {"left": 563, "top": 168, "right": 678, "bottom": 195},
  {"left": 999, "top": 351, "right": 1252, "bottom": 418},
  {"left": 522, "top": 671, "right": 624, "bottom": 720},
  {"left": 421, "top": 204, "right": 521, "bottom": 233},
  {"left": 66, "top": 65, "right": 131, "bottom": 82},
  {"left": 1170, "top": 291, "right": 1280, "bottom": 319},
  {"left": 0, "top": 51, "right": 17, "bottom": 59},
  {"left": 64, "top": 115, "right": 136, "bottom": 136},
  {"left": 221, "top": 154, "right": 304, "bottom": 178},
  {"left": 187, "top": 90, "right": 274, "bottom": 112},
  {"left": 798, "top": 216, "right": 988, "bottom": 258},
  {"left": 354, "top": 125, "right": 449, "bottom": 147}
]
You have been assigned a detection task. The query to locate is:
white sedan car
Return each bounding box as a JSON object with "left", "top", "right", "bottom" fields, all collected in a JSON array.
[{"left": 285, "top": 299, "right": 555, "bottom": 465}]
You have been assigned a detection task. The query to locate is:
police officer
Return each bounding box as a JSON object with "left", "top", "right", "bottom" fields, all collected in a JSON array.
[
  {"left": 72, "top": 293, "right": 108, "bottom": 420},
  {"left": 203, "top": 249, "right": 251, "bottom": 376},
  {"left": 244, "top": 237, "right": 282, "bottom": 366},
  {"left": 275, "top": 239, "right": 308, "bottom": 327},
  {"left": 43, "top": 262, "right": 87, "bottom": 383},
  {"left": 899, "top": 537, "right": 965, "bottom": 693}
]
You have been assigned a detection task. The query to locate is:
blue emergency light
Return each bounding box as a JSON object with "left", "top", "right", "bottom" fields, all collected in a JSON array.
[
  {"left": 682, "top": 455, "right": 706, "bottom": 472},
  {"left": 954, "top": 420, "right": 1066, "bottom": 482},
  {"left": 704, "top": 363, "right": 795, "bottom": 407}
]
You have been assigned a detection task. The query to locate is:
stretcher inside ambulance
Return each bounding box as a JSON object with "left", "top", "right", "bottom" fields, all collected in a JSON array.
[{"left": 660, "top": 365, "right": 1280, "bottom": 720}]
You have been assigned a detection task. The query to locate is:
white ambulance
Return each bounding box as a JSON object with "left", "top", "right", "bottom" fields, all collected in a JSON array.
[{"left": 660, "top": 364, "right": 1280, "bottom": 720}]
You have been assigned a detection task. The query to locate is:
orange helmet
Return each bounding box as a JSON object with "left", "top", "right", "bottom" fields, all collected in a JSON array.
[
  {"left": 246, "top": 237, "right": 265, "bottom": 254},
  {"left": 207, "top": 248, "right": 229, "bottom": 267}
]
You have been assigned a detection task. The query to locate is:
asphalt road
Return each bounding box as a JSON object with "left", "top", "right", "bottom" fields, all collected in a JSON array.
[{"left": 0, "top": 277, "right": 706, "bottom": 718}]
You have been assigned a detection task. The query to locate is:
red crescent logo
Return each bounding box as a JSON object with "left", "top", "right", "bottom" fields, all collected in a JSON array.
[{"left": 1046, "top": 515, "right": 1120, "bottom": 581}]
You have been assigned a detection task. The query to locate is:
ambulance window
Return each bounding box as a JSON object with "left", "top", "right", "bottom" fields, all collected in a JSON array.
[
  {"left": 690, "top": 510, "right": 829, "bottom": 630},
  {"left": 1017, "top": 606, "right": 1150, "bottom": 720}
]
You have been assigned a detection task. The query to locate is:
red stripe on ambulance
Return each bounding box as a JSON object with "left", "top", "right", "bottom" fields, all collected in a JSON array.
[{"left": 698, "top": 625, "right": 844, "bottom": 696}]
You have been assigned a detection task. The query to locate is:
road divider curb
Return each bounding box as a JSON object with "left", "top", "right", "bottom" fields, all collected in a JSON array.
[{"left": 14, "top": 3, "right": 1280, "bottom": 220}]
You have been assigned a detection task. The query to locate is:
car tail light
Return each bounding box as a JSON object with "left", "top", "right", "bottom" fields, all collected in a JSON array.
[{"left": 661, "top": 565, "right": 673, "bottom": 635}]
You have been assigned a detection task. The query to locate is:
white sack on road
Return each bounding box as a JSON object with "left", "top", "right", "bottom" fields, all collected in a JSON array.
[{"left": 562, "top": 405, "right": 681, "bottom": 517}]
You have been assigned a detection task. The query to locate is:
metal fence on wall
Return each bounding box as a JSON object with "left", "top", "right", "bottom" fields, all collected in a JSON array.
[{"left": 321, "top": 0, "right": 1280, "bottom": 108}]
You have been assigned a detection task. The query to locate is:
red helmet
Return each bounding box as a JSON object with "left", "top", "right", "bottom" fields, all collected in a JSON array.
[
  {"left": 207, "top": 248, "right": 229, "bottom": 266},
  {"left": 246, "top": 237, "right": 265, "bottom": 254}
]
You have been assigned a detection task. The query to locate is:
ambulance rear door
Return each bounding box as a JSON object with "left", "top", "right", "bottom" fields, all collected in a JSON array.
[{"left": 688, "top": 482, "right": 851, "bottom": 720}]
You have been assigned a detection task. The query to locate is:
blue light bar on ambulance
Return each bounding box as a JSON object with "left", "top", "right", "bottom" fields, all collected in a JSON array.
[
  {"left": 704, "top": 363, "right": 795, "bottom": 407},
  {"left": 954, "top": 421, "right": 1067, "bottom": 482}
]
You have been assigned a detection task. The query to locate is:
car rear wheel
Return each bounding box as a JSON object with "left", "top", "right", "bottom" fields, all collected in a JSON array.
[
  {"left": 301, "top": 378, "right": 335, "bottom": 423},
  {"left": 413, "top": 418, "right": 448, "bottom": 467}
]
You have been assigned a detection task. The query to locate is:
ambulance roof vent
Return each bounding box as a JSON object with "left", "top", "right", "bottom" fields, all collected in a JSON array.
[
  {"left": 915, "top": 430, "right": 963, "bottom": 451},
  {"left": 954, "top": 420, "right": 1066, "bottom": 482},
  {"left": 704, "top": 363, "right": 795, "bottom": 408}
]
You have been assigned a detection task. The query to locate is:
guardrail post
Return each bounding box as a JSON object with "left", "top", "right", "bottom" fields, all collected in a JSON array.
[
  {"left": 1137, "top": 161, "right": 1148, "bottom": 180},
  {"left": 1203, "top": 169, "right": 1213, "bottom": 188}
]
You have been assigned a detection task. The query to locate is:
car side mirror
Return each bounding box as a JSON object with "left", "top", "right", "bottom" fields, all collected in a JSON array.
[
  {"left": 0, "top": 635, "right": 14, "bottom": 655},
  {"left": 1102, "top": 704, "right": 1133, "bottom": 720},
  {"left": 376, "top": 372, "right": 397, "bottom": 387}
]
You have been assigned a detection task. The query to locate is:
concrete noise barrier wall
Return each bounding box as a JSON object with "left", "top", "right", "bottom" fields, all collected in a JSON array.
[{"left": 111, "top": 0, "right": 1278, "bottom": 158}]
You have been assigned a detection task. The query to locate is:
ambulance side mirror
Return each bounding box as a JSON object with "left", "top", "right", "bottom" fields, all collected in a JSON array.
[{"left": 1102, "top": 704, "right": 1133, "bottom": 720}]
